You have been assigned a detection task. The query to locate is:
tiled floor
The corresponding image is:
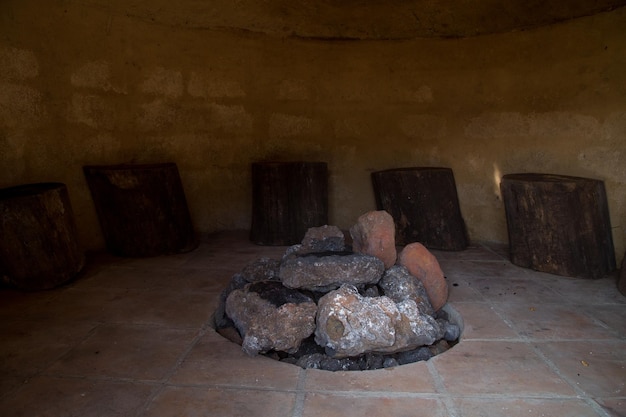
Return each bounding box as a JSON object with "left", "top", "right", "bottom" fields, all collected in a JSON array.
[{"left": 1, "top": 231, "right": 625, "bottom": 417}]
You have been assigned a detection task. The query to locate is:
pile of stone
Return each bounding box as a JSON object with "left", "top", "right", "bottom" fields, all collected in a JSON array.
[{"left": 214, "top": 210, "right": 461, "bottom": 371}]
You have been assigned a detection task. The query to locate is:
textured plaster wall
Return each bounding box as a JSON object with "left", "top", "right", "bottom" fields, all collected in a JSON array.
[{"left": 1, "top": 1, "right": 625, "bottom": 264}]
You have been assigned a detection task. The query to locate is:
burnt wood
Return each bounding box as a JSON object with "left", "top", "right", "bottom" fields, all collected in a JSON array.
[
  {"left": 83, "top": 163, "right": 197, "bottom": 257},
  {"left": 250, "top": 161, "right": 328, "bottom": 245},
  {"left": 371, "top": 167, "right": 468, "bottom": 250},
  {"left": 500, "top": 173, "right": 616, "bottom": 279},
  {"left": 0, "top": 182, "right": 84, "bottom": 290}
]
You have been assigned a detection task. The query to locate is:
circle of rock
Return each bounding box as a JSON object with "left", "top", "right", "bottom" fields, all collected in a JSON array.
[{"left": 213, "top": 216, "right": 463, "bottom": 371}]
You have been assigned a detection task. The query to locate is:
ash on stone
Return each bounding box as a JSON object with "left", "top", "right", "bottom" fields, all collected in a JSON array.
[
  {"left": 213, "top": 220, "right": 462, "bottom": 371},
  {"left": 280, "top": 253, "right": 385, "bottom": 292},
  {"left": 225, "top": 281, "right": 317, "bottom": 355}
]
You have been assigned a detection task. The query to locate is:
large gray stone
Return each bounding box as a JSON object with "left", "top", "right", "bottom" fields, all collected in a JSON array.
[
  {"left": 379, "top": 265, "right": 434, "bottom": 316},
  {"left": 225, "top": 281, "right": 317, "bottom": 356},
  {"left": 279, "top": 253, "right": 384, "bottom": 292},
  {"left": 315, "top": 285, "right": 398, "bottom": 357},
  {"left": 314, "top": 285, "right": 442, "bottom": 358}
]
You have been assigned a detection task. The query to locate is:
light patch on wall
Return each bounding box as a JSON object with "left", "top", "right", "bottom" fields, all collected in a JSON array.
[
  {"left": 465, "top": 112, "right": 529, "bottom": 138},
  {"left": 493, "top": 163, "right": 502, "bottom": 200},
  {"left": 277, "top": 79, "right": 310, "bottom": 100},
  {"left": 466, "top": 111, "right": 601, "bottom": 141},
  {"left": 578, "top": 147, "right": 625, "bottom": 182},
  {"left": 71, "top": 61, "right": 115, "bottom": 92},
  {"left": 208, "top": 103, "right": 253, "bottom": 135},
  {"left": 141, "top": 67, "right": 184, "bottom": 98},
  {"left": 399, "top": 114, "right": 447, "bottom": 139},
  {"left": 529, "top": 112, "right": 600, "bottom": 139},
  {"left": 465, "top": 153, "right": 486, "bottom": 173},
  {"left": 0, "top": 83, "right": 44, "bottom": 128},
  {"left": 78, "top": 132, "right": 122, "bottom": 161},
  {"left": 137, "top": 99, "right": 177, "bottom": 130},
  {"left": 505, "top": 149, "right": 556, "bottom": 173},
  {"left": 187, "top": 71, "right": 245, "bottom": 98},
  {"left": 0, "top": 47, "right": 38, "bottom": 81},
  {"left": 68, "top": 94, "right": 115, "bottom": 129},
  {"left": 269, "top": 113, "right": 321, "bottom": 138},
  {"left": 334, "top": 117, "right": 372, "bottom": 139},
  {"left": 403, "top": 85, "right": 433, "bottom": 103}
]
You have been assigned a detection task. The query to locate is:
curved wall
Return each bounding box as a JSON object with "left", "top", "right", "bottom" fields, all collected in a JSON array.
[{"left": 1, "top": 1, "right": 624, "bottom": 263}]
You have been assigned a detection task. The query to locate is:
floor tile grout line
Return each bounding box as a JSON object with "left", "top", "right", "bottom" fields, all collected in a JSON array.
[
  {"left": 291, "top": 368, "right": 307, "bottom": 417},
  {"left": 487, "top": 296, "right": 613, "bottom": 417},
  {"left": 35, "top": 372, "right": 165, "bottom": 386},
  {"left": 0, "top": 322, "right": 105, "bottom": 401},
  {"left": 135, "top": 323, "right": 211, "bottom": 417},
  {"left": 461, "top": 337, "right": 626, "bottom": 343},
  {"left": 480, "top": 282, "right": 616, "bottom": 417},
  {"left": 38, "top": 321, "right": 103, "bottom": 374},
  {"left": 528, "top": 344, "right": 613, "bottom": 417},
  {"left": 426, "top": 359, "right": 460, "bottom": 417},
  {"left": 477, "top": 242, "right": 510, "bottom": 261},
  {"left": 298, "top": 389, "right": 607, "bottom": 400}
]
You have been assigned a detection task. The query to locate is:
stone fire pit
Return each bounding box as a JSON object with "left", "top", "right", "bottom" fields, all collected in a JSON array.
[{"left": 213, "top": 211, "right": 463, "bottom": 371}]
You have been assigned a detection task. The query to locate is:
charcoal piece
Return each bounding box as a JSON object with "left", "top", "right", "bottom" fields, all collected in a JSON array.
[
  {"left": 248, "top": 281, "right": 314, "bottom": 307},
  {"left": 241, "top": 258, "right": 280, "bottom": 282},
  {"left": 214, "top": 273, "right": 248, "bottom": 329},
  {"left": 395, "top": 347, "right": 432, "bottom": 365}
]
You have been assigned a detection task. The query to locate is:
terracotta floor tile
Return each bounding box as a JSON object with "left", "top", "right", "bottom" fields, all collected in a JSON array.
[
  {"left": 595, "top": 397, "right": 626, "bottom": 417},
  {"left": 464, "top": 275, "right": 562, "bottom": 305},
  {"left": 303, "top": 361, "right": 437, "bottom": 393},
  {"left": 441, "top": 260, "right": 529, "bottom": 281},
  {"left": 446, "top": 278, "right": 486, "bottom": 303},
  {"left": 432, "top": 340, "right": 577, "bottom": 396},
  {"left": 144, "top": 386, "right": 296, "bottom": 417},
  {"left": 170, "top": 331, "right": 302, "bottom": 390},
  {"left": 540, "top": 274, "right": 626, "bottom": 305},
  {"left": 585, "top": 304, "right": 626, "bottom": 338},
  {"left": 40, "top": 287, "right": 125, "bottom": 323},
  {"left": 0, "top": 377, "right": 23, "bottom": 398},
  {"left": 102, "top": 289, "right": 214, "bottom": 328},
  {"left": 453, "top": 397, "right": 602, "bottom": 417},
  {"left": 111, "top": 251, "right": 197, "bottom": 269},
  {"left": 1, "top": 233, "right": 625, "bottom": 416},
  {"left": 48, "top": 324, "right": 197, "bottom": 381},
  {"left": 492, "top": 303, "right": 617, "bottom": 340},
  {"left": 0, "top": 320, "right": 95, "bottom": 376},
  {"left": 0, "top": 376, "right": 154, "bottom": 417},
  {"left": 301, "top": 392, "right": 447, "bottom": 417},
  {"left": 451, "top": 302, "right": 519, "bottom": 340},
  {"left": 75, "top": 265, "right": 190, "bottom": 290},
  {"left": 0, "top": 289, "right": 62, "bottom": 322},
  {"left": 535, "top": 340, "right": 626, "bottom": 397}
]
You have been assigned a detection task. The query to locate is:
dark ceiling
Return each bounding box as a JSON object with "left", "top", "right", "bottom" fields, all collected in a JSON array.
[{"left": 89, "top": 0, "right": 626, "bottom": 39}]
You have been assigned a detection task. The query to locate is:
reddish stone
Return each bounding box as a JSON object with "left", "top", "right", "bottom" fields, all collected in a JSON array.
[
  {"left": 349, "top": 210, "right": 397, "bottom": 269},
  {"left": 398, "top": 243, "right": 448, "bottom": 311}
]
